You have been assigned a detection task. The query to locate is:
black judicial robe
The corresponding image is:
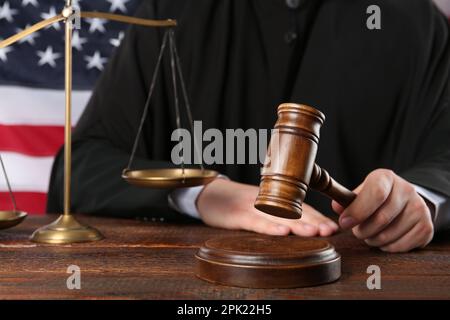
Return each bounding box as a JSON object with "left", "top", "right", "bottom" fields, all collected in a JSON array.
[{"left": 48, "top": 0, "right": 450, "bottom": 230}]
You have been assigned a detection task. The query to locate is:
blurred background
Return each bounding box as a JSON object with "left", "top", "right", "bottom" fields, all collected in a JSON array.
[{"left": 0, "top": 0, "right": 449, "bottom": 215}]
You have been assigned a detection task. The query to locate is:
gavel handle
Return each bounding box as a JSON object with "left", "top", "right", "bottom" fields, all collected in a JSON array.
[{"left": 310, "top": 164, "right": 357, "bottom": 208}]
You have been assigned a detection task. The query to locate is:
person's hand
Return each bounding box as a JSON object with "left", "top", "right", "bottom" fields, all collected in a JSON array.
[
  {"left": 197, "top": 178, "right": 338, "bottom": 237},
  {"left": 332, "top": 169, "right": 434, "bottom": 253}
]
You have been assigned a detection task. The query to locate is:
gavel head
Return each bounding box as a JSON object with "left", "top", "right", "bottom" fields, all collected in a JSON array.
[{"left": 255, "top": 103, "right": 325, "bottom": 219}]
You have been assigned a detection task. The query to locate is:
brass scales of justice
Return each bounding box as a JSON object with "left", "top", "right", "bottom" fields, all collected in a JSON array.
[
  {"left": 0, "top": 0, "right": 218, "bottom": 243},
  {"left": 0, "top": 0, "right": 359, "bottom": 289}
]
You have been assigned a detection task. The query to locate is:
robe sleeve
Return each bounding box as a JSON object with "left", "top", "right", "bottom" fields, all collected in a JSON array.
[
  {"left": 46, "top": 3, "right": 192, "bottom": 221},
  {"left": 399, "top": 6, "right": 450, "bottom": 231}
]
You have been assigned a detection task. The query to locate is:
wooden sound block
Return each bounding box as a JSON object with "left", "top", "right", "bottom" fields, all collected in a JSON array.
[{"left": 195, "top": 235, "right": 341, "bottom": 288}]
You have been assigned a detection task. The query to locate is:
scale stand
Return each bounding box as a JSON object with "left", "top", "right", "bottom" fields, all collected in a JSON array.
[
  {"left": 31, "top": 3, "right": 101, "bottom": 244},
  {"left": 0, "top": 0, "right": 178, "bottom": 243}
]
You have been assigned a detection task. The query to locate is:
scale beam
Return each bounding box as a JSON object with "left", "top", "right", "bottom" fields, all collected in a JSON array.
[{"left": 0, "top": 15, "right": 64, "bottom": 49}]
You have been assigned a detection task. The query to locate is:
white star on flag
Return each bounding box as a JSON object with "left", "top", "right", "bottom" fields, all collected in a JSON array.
[
  {"left": 17, "top": 25, "right": 40, "bottom": 45},
  {"left": 0, "top": 43, "right": 13, "bottom": 62},
  {"left": 37, "top": 46, "right": 62, "bottom": 68},
  {"left": 110, "top": 31, "right": 125, "bottom": 47},
  {"left": 85, "top": 18, "right": 107, "bottom": 33},
  {"left": 72, "top": 31, "right": 88, "bottom": 51},
  {"left": 41, "top": 7, "right": 60, "bottom": 30},
  {"left": 0, "top": 1, "right": 18, "bottom": 22},
  {"left": 22, "top": 0, "right": 38, "bottom": 7},
  {"left": 85, "top": 51, "right": 108, "bottom": 71},
  {"left": 107, "top": 0, "right": 130, "bottom": 13}
]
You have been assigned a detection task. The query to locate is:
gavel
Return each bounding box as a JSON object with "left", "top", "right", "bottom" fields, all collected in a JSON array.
[{"left": 255, "top": 103, "right": 357, "bottom": 219}]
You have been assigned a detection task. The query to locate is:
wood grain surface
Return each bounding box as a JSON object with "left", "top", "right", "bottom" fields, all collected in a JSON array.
[{"left": 0, "top": 215, "right": 449, "bottom": 300}]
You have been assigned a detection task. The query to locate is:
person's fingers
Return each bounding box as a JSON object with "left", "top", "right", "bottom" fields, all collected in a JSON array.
[
  {"left": 200, "top": 178, "right": 338, "bottom": 238},
  {"left": 318, "top": 224, "right": 336, "bottom": 237},
  {"left": 339, "top": 169, "right": 395, "bottom": 230},
  {"left": 352, "top": 179, "right": 411, "bottom": 239},
  {"left": 241, "top": 212, "right": 291, "bottom": 236},
  {"left": 259, "top": 210, "right": 320, "bottom": 237},
  {"left": 364, "top": 209, "right": 419, "bottom": 247},
  {"left": 353, "top": 183, "right": 364, "bottom": 194},
  {"left": 258, "top": 203, "right": 337, "bottom": 237},
  {"left": 301, "top": 216, "right": 337, "bottom": 237},
  {"left": 289, "top": 221, "right": 321, "bottom": 237},
  {"left": 380, "top": 219, "right": 434, "bottom": 253},
  {"left": 332, "top": 182, "right": 365, "bottom": 215},
  {"left": 300, "top": 205, "right": 338, "bottom": 236}
]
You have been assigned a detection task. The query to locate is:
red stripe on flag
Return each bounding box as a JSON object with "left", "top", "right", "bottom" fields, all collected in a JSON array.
[
  {"left": 0, "top": 192, "right": 47, "bottom": 215},
  {"left": 0, "top": 125, "right": 64, "bottom": 156}
]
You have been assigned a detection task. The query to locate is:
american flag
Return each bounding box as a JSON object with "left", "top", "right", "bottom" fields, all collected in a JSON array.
[{"left": 0, "top": 0, "right": 141, "bottom": 214}]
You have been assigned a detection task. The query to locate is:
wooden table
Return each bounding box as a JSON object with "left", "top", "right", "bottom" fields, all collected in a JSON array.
[{"left": 0, "top": 215, "right": 449, "bottom": 299}]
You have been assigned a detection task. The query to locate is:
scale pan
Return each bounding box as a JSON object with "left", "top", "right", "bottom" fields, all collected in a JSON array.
[
  {"left": 122, "top": 168, "right": 219, "bottom": 188},
  {"left": 0, "top": 211, "right": 27, "bottom": 230}
]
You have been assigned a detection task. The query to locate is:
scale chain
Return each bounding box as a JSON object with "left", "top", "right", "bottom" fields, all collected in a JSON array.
[
  {"left": 170, "top": 32, "right": 205, "bottom": 173},
  {"left": 169, "top": 30, "right": 185, "bottom": 180},
  {"left": 0, "top": 153, "right": 18, "bottom": 212}
]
